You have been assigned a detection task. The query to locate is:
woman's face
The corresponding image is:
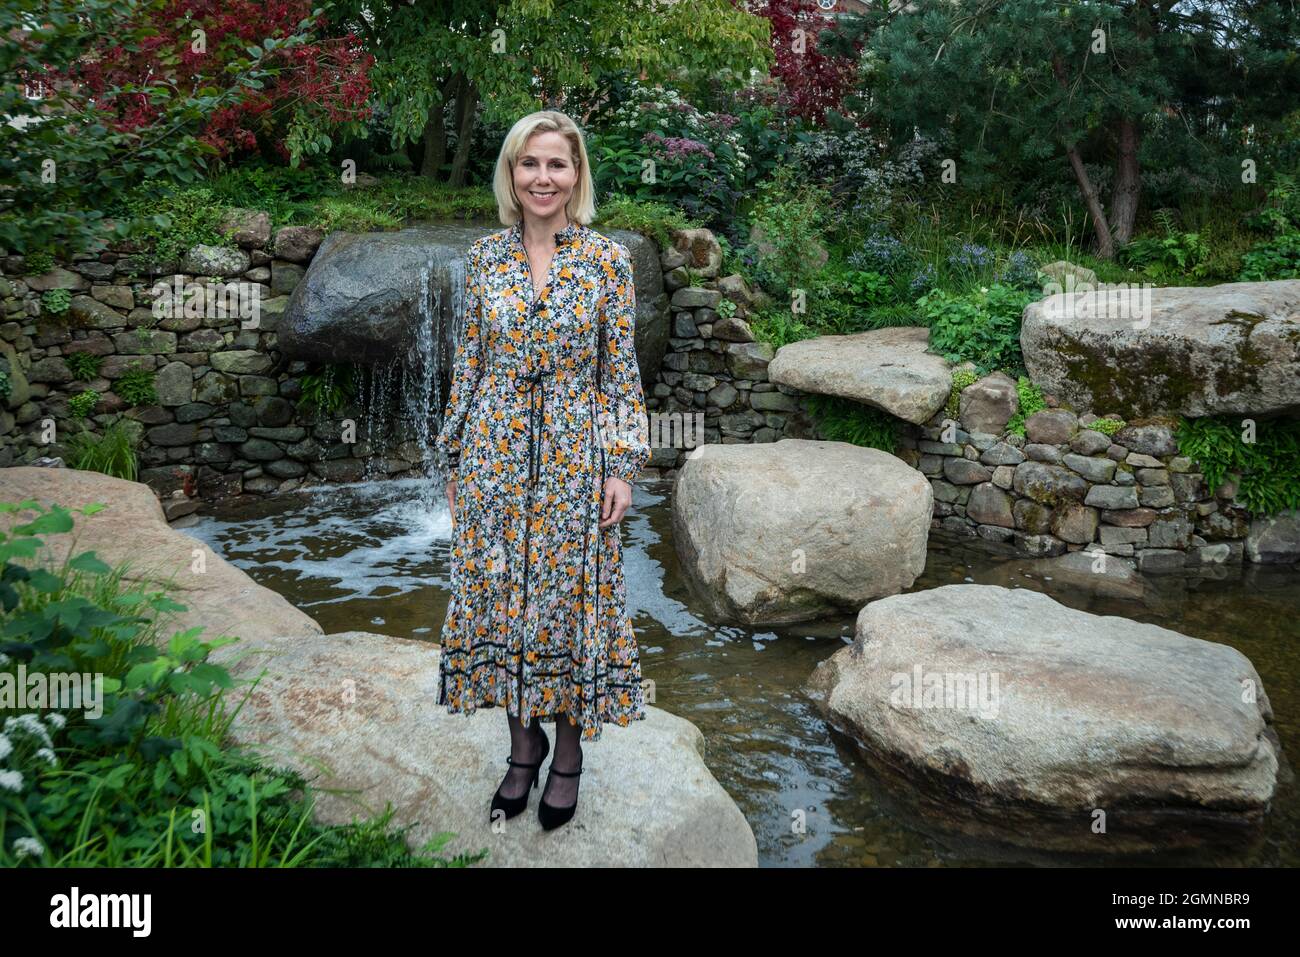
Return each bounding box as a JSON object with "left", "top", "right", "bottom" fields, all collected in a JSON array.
[{"left": 513, "top": 130, "right": 577, "bottom": 223}]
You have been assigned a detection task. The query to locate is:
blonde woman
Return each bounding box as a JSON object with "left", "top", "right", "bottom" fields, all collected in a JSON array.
[{"left": 433, "top": 110, "right": 651, "bottom": 831}]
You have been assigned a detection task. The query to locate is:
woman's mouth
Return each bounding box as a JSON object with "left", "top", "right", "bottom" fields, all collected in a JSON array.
[{"left": 530, "top": 190, "right": 557, "bottom": 202}]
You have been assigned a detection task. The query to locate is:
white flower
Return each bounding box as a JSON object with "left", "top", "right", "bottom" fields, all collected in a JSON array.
[
  {"left": 4, "top": 714, "right": 52, "bottom": 748},
  {"left": 36, "top": 748, "right": 57, "bottom": 767},
  {"left": 0, "top": 652, "right": 10, "bottom": 665},
  {"left": 980, "top": 286, "right": 989, "bottom": 293},
  {"left": 13, "top": 837, "right": 43, "bottom": 860},
  {"left": 44, "top": 712, "right": 66, "bottom": 730},
  {"left": 0, "top": 734, "right": 10, "bottom": 761},
  {"left": 0, "top": 769, "right": 23, "bottom": 793}
]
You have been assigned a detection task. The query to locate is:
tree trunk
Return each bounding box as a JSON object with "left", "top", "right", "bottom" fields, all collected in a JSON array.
[
  {"left": 420, "top": 73, "right": 464, "bottom": 180},
  {"left": 1052, "top": 54, "right": 1115, "bottom": 259},
  {"left": 448, "top": 79, "right": 480, "bottom": 188},
  {"left": 1110, "top": 116, "right": 1142, "bottom": 246}
]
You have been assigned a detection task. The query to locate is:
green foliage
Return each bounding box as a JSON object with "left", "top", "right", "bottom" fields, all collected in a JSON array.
[
  {"left": 593, "top": 195, "right": 701, "bottom": 254},
  {"left": 1120, "top": 210, "right": 1211, "bottom": 281},
  {"left": 40, "top": 289, "right": 71, "bottom": 316},
  {"left": 0, "top": 501, "right": 485, "bottom": 867},
  {"left": 118, "top": 187, "right": 226, "bottom": 267},
  {"left": 946, "top": 368, "right": 979, "bottom": 420},
  {"left": 67, "top": 390, "right": 99, "bottom": 420},
  {"left": 65, "top": 419, "right": 139, "bottom": 481},
  {"left": 63, "top": 351, "right": 103, "bottom": 382},
  {"left": 805, "top": 394, "right": 901, "bottom": 455},
  {"left": 747, "top": 305, "right": 818, "bottom": 350},
  {"left": 1089, "top": 417, "right": 1126, "bottom": 437},
  {"left": 917, "top": 283, "right": 1033, "bottom": 376},
  {"left": 24, "top": 252, "right": 55, "bottom": 276},
  {"left": 298, "top": 364, "right": 357, "bottom": 416},
  {"left": 113, "top": 366, "right": 157, "bottom": 407},
  {"left": 1176, "top": 416, "right": 1300, "bottom": 517},
  {"left": 740, "top": 165, "right": 831, "bottom": 302},
  {"left": 1005, "top": 377, "right": 1046, "bottom": 437},
  {"left": 1238, "top": 232, "right": 1300, "bottom": 281}
]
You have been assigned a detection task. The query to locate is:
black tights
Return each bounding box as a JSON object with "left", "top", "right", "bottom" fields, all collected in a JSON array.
[{"left": 497, "top": 710, "right": 583, "bottom": 804}]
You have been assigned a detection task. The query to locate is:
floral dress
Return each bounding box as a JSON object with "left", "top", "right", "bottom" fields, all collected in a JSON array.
[{"left": 434, "top": 221, "right": 652, "bottom": 741}]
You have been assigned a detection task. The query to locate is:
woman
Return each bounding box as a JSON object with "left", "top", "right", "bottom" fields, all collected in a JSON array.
[{"left": 433, "top": 110, "right": 651, "bottom": 831}]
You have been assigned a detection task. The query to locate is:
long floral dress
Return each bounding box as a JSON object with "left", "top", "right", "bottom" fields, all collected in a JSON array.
[{"left": 434, "top": 221, "right": 652, "bottom": 741}]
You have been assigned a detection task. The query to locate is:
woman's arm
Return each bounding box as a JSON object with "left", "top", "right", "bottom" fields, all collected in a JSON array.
[
  {"left": 434, "top": 243, "right": 487, "bottom": 476},
  {"left": 597, "top": 242, "right": 651, "bottom": 485}
]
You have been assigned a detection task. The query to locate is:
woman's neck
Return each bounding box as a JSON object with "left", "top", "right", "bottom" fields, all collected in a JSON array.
[{"left": 520, "top": 212, "right": 572, "bottom": 247}]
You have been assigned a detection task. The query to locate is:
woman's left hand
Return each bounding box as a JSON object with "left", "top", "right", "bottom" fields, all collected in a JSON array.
[{"left": 599, "top": 477, "right": 633, "bottom": 528}]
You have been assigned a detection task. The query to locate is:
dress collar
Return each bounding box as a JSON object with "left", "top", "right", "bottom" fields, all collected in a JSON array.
[{"left": 513, "top": 219, "right": 580, "bottom": 245}]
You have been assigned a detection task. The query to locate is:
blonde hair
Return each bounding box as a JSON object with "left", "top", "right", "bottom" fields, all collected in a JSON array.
[{"left": 493, "top": 110, "right": 596, "bottom": 228}]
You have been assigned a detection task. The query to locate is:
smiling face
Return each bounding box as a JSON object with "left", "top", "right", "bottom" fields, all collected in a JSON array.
[{"left": 512, "top": 130, "right": 578, "bottom": 224}]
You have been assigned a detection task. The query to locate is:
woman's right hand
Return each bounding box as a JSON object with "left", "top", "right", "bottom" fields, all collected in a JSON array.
[{"left": 446, "top": 477, "right": 457, "bottom": 527}]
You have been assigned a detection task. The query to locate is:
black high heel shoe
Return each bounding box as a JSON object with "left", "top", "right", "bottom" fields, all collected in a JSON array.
[
  {"left": 538, "top": 751, "right": 584, "bottom": 831},
  {"left": 490, "top": 722, "right": 549, "bottom": 822}
]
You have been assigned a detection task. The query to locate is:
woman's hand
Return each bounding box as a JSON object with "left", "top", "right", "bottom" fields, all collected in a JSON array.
[{"left": 599, "top": 477, "right": 633, "bottom": 529}]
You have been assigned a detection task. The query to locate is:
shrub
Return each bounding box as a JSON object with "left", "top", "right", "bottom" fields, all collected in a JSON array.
[
  {"left": 805, "top": 395, "right": 901, "bottom": 455},
  {"left": 65, "top": 419, "right": 139, "bottom": 481},
  {"left": 113, "top": 366, "right": 158, "bottom": 407},
  {"left": 1238, "top": 232, "right": 1300, "bottom": 281},
  {"left": 298, "top": 364, "right": 357, "bottom": 416},
  {"left": 64, "top": 352, "right": 103, "bottom": 382},
  {"left": 1176, "top": 416, "right": 1300, "bottom": 516},
  {"left": 917, "top": 284, "right": 1034, "bottom": 375},
  {"left": 67, "top": 391, "right": 100, "bottom": 420},
  {"left": 1005, "top": 377, "right": 1046, "bottom": 437}
]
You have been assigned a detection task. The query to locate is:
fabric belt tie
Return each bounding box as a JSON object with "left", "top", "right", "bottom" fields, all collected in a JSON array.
[{"left": 514, "top": 363, "right": 555, "bottom": 487}]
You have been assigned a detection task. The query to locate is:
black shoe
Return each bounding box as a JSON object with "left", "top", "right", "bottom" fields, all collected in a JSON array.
[
  {"left": 490, "top": 723, "right": 549, "bottom": 822},
  {"left": 538, "top": 752, "right": 584, "bottom": 831}
]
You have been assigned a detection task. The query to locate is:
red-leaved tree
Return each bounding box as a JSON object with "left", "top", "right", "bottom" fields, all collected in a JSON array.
[{"left": 751, "top": 0, "right": 862, "bottom": 126}]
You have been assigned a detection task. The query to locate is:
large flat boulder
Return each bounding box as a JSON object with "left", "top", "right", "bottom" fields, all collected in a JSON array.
[
  {"left": 767, "top": 327, "right": 953, "bottom": 425},
  {"left": 805, "top": 584, "right": 1279, "bottom": 853},
  {"left": 1021, "top": 280, "right": 1300, "bottom": 417},
  {"left": 672, "top": 439, "right": 933, "bottom": 625},
  {"left": 0, "top": 466, "right": 320, "bottom": 646},
  {"left": 221, "top": 631, "right": 757, "bottom": 867}
]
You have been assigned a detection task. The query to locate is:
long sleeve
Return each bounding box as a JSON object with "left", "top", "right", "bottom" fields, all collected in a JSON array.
[
  {"left": 435, "top": 242, "right": 486, "bottom": 475},
  {"left": 597, "top": 242, "right": 651, "bottom": 485}
]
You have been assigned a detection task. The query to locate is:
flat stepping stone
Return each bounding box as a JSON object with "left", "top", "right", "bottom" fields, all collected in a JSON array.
[
  {"left": 768, "top": 327, "right": 953, "bottom": 425},
  {"left": 806, "top": 583, "right": 1279, "bottom": 853}
]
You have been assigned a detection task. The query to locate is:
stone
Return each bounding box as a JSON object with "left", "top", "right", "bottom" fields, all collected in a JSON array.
[
  {"left": 1137, "top": 548, "right": 1187, "bottom": 574},
  {"left": 1039, "top": 260, "right": 1098, "bottom": 288},
  {"left": 767, "top": 327, "right": 952, "bottom": 425},
  {"left": 1013, "top": 499, "right": 1053, "bottom": 534},
  {"left": 1069, "top": 429, "right": 1111, "bottom": 456},
  {"left": 271, "top": 261, "right": 306, "bottom": 296},
  {"left": 1024, "top": 409, "right": 1077, "bottom": 445},
  {"left": 1244, "top": 510, "right": 1300, "bottom": 564},
  {"left": 966, "top": 483, "right": 1014, "bottom": 528},
  {"left": 1021, "top": 280, "right": 1300, "bottom": 417},
  {"left": 958, "top": 372, "right": 1018, "bottom": 435},
  {"left": 805, "top": 584, "right": 1277, "bottom": 852},
  {"left": 992, "top": 465, "right": 1015, "bottom": 489},
  {"left": 943, "top": 458, "right": 992, "bottom": 485},
  {"left": 1012, "top": 462, "right": 1088, "bottom": 506},
  {"left": 1051, "top": 503, "right": 1099, "bottom": 544},
  {"left": 1139, "top": 485, "right": 1176, "bottom": 508},
  {"left": 1062, "top": 453, "right": 1116, "bottom": 483},
  {"left": 1100, "top": 525, "right": 1147, "bottom": 546},
  {"left": 273, "top": 226, "right": 326, "bottom": 263},
  {"left": 1015, "top": 533, "right": 1067, "bottom": 557},
  {"left": 1023, "top": 442, "right": 1063, "bottom": 464},
  {"left": 1102, "top": 507, "right": 1158, "bottom": 527},
  {"left": 182, "top": 244, "right": 251, "bottom": 277},
  {"left": 1170, "top": 472, "right": 1208, "bottom": 502},
  {"left": 1135, "top": 467, "right": 1169, "bottom": 485},
  {"left": 1085, "top": 485, "right": 1139, "bottom": 510},
  {"left": 90, "top": 285, "right": 134, "bottom": 310},
  {"left": 154, "top": 360, "right": 193, "bottom": 407},
  {"left": 1125, "top": 452, "right": 1165, "bottom": 468},
  {"left": 672, "top": 439, "right": 932, "bottom": 625},
  {"left": 210, "top": 350, "right": 272, "bottom": 375},
  {"left": 979, "top": 441, "right": 1025, "bottom": 466},
  {"left": 1030, "top": 550, "right": 1147, "bottom": 601},
  {"left": 25, "top": 267, "right": 90, "bottom": 292},
  {"left": 1149, "top": 515, "right": 1193, "bottom": 549},
  {"left": 219, "top": 208, "right": 272, "bottom": 247}
]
